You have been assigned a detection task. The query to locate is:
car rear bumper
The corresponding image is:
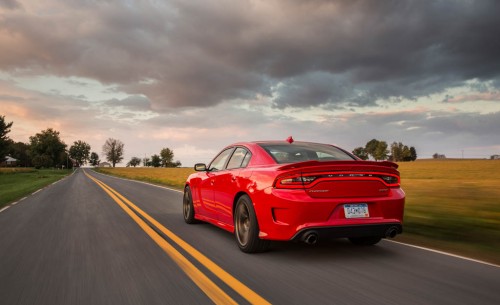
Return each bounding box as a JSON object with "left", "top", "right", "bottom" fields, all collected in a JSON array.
[
  {"left": 253, "top": 187, "right": 405, "bottom": 241},
  {"left": 291, "top": 223, "right": 403, "bottom": 242}
]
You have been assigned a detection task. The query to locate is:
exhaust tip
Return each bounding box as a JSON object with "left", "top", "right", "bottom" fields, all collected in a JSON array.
[
  {"left": 385, "top": 226, "right": 398, "bottom": 238},
  {"left": 302, "top": 231, "right": 319, "bottom": 245}
]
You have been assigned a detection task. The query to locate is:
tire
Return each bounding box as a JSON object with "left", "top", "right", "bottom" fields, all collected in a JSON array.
[
  {"left": 348, "top": 236, "right": 382, "bottom": 246},
  {"left": 183, "top": 186, "right": 198, "bottom": 224},
  {"left": 234, "top": 195, "right": 270, "bottom": 253}
]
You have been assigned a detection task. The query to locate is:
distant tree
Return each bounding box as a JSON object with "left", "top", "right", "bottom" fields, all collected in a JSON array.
[
  {"left": 89, "top": 152, "right": 100, "bottom": 166},
  {"left": 433, "top": 153, "right": 446, "bottom": 159},
  {"left": 151, "top": 154, "right": 161, "bottom": 167},
  {"left": 102, "top": 138, "right": 124, "bottom": 167},
  {"left": 7, "top": 141, "right": 32, "bottom": 167},
  {"left": 374, "top": 141, "right": 388, "bottom": 161},
  {"left": 127, "top": 157, "right": 141, "bottom": 167},
  {"left": 142, "top": 157, "right": 151, "bottom": 167},
  {"left": 29, "top": 128, "right": 67, "bottom": 168},
  {"left": 0, "top": 115, "right": 14, "bottom": 160},
  {"left": 364, "top": 139, "right": 380, "bottom": 159},
  {"left": 69, "top": 140, "right": 91, "bottom": 166},
  {"left": 364, "top": 139, "right": 389, "bottom": 161},
  {"left": 352, "top": 147, "right": 369, "bottom": 160},
  {"left": 160, "top": 147, "right": 174, "bottom": 167},
  {"left": 409, "top": 147, "right": 417, "bottom": 161}
]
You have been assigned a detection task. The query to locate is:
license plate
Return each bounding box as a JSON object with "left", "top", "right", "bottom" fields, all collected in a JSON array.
[{"left": 344, "top": 203, "right": 369, "bottom": 218}]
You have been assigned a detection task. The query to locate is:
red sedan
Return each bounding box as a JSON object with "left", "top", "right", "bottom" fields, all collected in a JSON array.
[{"left": 183, "top": 139, "right": 405, "bottom": 253}]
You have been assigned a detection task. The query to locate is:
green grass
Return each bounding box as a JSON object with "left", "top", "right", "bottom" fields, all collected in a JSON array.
[{"left": 0, "top": 168, "right": 72, "bottom": 208}]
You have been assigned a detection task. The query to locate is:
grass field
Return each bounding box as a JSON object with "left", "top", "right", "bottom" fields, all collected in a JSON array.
[
  {"left": 0, "top": 168, "right": 72, "bottom": 208},
  {"left": 95, "top": 160, "right": 500, "bottom": 264}
]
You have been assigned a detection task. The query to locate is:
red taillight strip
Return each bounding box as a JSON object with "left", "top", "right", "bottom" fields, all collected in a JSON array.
[{"left": 274, "top": 171, "right": 400, "bottom": 189}]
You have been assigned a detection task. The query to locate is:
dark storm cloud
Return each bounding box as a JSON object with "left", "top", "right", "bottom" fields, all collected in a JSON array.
[{"left": 1, "top": 0, "right": 499, "bottom": 108}]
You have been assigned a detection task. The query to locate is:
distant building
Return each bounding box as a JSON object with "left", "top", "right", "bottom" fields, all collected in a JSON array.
[
  {"left": 99, "top": 162, "right": 112, "bottom": 167},
  {"left": 1, "top": 156, "right": 18, "bottom": 167},
  {"left": 491, "top": 155, "right": 500, "bottom": 160}
]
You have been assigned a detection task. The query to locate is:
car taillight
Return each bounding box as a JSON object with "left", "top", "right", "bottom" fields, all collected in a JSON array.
[
  {"left": 275, "top": 172, "right": 400, "bottom": 188},
  {"left": 381, "top": 175, "right": 399, "bottom": 185},
  {"left": 276, "top": 174, "right": 317, "bottom": 188}
]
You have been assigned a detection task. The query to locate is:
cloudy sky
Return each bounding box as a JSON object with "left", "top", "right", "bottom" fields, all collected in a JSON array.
[{"left": 1, "top": 0, "right": 499, "bottom": 166}]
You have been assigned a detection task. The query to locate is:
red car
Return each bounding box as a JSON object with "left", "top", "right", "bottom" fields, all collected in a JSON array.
[{"left": 183, "top": 139, "right": 405, "bottom": 253}]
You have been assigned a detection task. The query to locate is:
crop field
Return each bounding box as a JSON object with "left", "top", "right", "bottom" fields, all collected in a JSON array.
[
  {"left": 96, "top": 160, "right": 500, "bottom": 264},
  {"left": 95, "top": 167, "right": 195, "bottom": 189},
  {"left": 397, "top": 159, "right": 500, "bottom": 264}
]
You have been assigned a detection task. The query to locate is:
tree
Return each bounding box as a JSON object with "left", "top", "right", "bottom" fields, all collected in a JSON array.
[
  {"left": 364, "top": 139, "right": 380, "bottom": 159},
  {"left": 0, "top": 115, "right": 14, "bottom": 160},
  {"left": 373, "top": 141, "right": 388, "bottom": 161},
  {"left": 89, "top": 152, "right": 100, "bottom": 166},
  {"left": 102, "top": 138, "right": 124, "bottom": 167},
  {"left": 69, "top": 140, "right": 91, "bottom": 166},
  {"left": 29, "top": 128, "right": 67, "bottom": 168},
  {"left": 409, "top": 147, "right": 417, "bottom": 161},
  {"left": 433, "top": 153, "right": 446, "bottom": 159},
  {"left": 127, "top": 157, "right": 141, "bottom": 167},
  {"left": 143, "top": 157, "right": 151, "bottom": 167},
  {"left": 352, "top": 147, "right": 369, "bottom": 160},
  {"left": 7, "top": 141, "right": 32, "bottom": 167},
  {"left": 160, "top": 147, "right": 174, "bottom": 167},
  {"left": 364, "top": 139, "right": 388, "bottom": 161},
  {"left": 151, "top": 154, "right": 161, "bottom": 167}
]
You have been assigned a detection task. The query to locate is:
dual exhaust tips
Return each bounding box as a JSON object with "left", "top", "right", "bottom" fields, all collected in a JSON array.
[{"left": 300, "top": 226, "right": 399, "bottom": 245}]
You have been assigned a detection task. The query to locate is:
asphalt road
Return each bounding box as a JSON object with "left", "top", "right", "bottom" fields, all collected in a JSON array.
[{"left": 0, "top": 169, "right": 498, "bottom": 305}]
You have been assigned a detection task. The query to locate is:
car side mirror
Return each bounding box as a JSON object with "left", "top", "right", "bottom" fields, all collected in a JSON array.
[{"left": 194, "top": 163, "right": 207, "bottom": 171}]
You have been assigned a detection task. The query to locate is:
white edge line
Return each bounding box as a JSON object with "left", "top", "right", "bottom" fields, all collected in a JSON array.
[
  {"left": 20, "top": 197, "right": 27, "bottom": 201},
  {"left": 387, "top": 240, "right": 499, "bottom": 268},
  {"left": 11, "top": 201, "right": 19, "bottom": 205},
  {"left": 32, "top": 189, "right": 41, "bottom": 195},
  {"left": 90, "top": 169, "right": 183, "bottom": 193},
  {"left": 0, "top": 206, "right": 10, "bottom": 213}
]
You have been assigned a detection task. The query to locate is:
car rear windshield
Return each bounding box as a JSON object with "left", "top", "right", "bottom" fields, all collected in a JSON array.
[{"left": 258, "top": 142, "right": 356, "bottom": 164}]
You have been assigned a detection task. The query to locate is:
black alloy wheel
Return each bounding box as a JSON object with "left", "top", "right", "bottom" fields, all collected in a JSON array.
[
  {"left": 183, "top": 186, "right": 198, "bottom": 224},
  {"left": 234, "top": 195, "right": 270, "bottom": 253}
]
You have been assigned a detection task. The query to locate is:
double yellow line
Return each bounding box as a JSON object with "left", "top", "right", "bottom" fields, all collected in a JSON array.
[{"left": 84, "top": 171, "right": 270, "bottom": 305}]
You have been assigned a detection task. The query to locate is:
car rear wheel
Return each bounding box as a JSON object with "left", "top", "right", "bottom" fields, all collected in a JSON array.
[
  {"left": 348, "top": 236, "right": 382, "bottom": 246},
  {"left": 234, "top": 195, "right": 270, "bottom": 253},
  {"left": 183, "top": 186, "right": 198, "bottom": 224}
]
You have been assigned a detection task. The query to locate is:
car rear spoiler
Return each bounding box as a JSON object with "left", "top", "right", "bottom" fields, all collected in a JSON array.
[{"left": 277, "top": 160, "right": 399, "bottom": 171}]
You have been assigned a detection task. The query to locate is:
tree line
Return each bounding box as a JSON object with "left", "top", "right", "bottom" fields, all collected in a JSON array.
[
  {"left": 352, "top": 139, "right": 417, "bottom": 162},
  {"left": 0, "top": 115, "right": 181, "bottom": 168}
]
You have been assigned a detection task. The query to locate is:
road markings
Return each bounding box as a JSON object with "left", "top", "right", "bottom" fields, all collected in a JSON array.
[
  {"left": 84, "top": 171, "right": 271, "bottom": 305},
  {"left": 0, "top": 206, "right": 9, "bottom": 213},
  {"left": 387, "top": 240, "right": 500, "bottom": 268}
]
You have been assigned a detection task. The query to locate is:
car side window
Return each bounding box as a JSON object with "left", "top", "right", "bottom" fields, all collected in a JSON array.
[
  {"left": 208, "top": 148, "right": 234, "bottom": 171},
  {"left": 226, "top": 147, "right": 251, "bottom": 169}
]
